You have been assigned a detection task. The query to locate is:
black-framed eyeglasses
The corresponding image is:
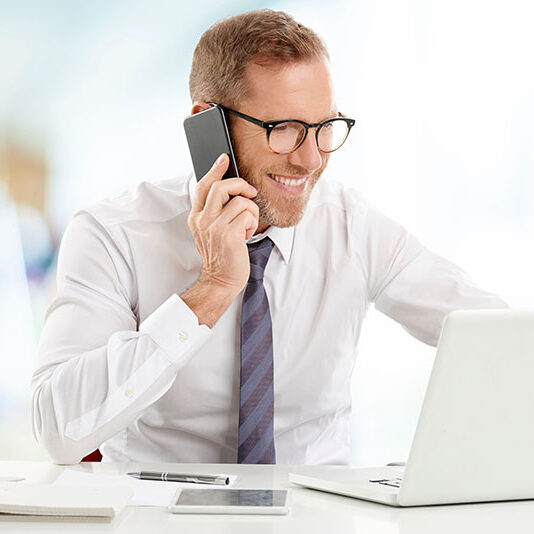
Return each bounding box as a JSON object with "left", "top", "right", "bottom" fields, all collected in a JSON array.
[{"left": 209, "top": 102, "right": 355, "bottom": 155}]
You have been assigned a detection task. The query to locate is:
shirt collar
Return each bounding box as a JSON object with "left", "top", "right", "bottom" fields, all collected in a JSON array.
[
  {"left": 247, "top": 226, "right": 293, "bottom": 265},
  {"left": 188, "top": 173, "right": 294, "bottom": 265}
]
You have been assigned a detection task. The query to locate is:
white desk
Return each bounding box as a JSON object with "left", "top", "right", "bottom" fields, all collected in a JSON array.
[{"left": 1, "top": 461, "right": 533, "bottom": 533}]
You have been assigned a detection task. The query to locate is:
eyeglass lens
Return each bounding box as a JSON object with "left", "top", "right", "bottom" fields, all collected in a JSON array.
[{"left": 269, "top": 120, "right": 349, "bottom": 154}]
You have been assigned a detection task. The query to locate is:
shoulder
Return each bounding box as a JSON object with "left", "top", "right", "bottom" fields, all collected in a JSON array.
[
  {"left": 309, "top": 176, "right": 367, "bottom": 213},
  {"left": 307, "top": 176, "right": 368, "bottom": 217},
  {"left": 78, "top": 174, "right": 193, "bottom": 230},
  {"left": 301, "top": 176, "right": 418, "bottom": 257},
  {"left": 292, "top": 176, "right": 372, "bottom": 259},
  {"left": 306, "top": 177, "right": 410, "bottom": 236},
  {"left": 60, "top": 174, "right": 193, "bottom": 265}
]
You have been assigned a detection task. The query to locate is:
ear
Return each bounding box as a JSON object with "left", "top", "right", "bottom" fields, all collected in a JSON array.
[{"left": 191, "top": 101, "right": 211, "bottom": 115}]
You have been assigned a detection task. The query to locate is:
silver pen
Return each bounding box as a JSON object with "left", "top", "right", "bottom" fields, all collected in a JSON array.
[{"left": 127, "top": 471, "right": 230, "bottom": 485}]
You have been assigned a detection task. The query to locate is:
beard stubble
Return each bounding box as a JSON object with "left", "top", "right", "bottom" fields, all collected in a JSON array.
[{"left": 233, "top": 146, "right": 326, "bottom": 229}]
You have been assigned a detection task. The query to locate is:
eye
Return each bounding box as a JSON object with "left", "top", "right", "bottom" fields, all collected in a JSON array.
[{"left": 274, "top": 123, "right": 290, "bottom": 132}]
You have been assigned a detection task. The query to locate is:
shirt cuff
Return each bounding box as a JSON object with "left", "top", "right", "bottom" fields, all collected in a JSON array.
[{"left": 139, "top": 294, "right": 211, "bottom": 365}]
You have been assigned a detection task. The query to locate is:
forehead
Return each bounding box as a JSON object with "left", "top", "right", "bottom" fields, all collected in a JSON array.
[{"left": 241, "top": 59, "right": 335, "bottom": 122}]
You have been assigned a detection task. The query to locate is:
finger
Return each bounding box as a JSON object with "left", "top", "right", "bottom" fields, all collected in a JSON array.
[
  {"left": 204, "top": 179, "right": 258, "bottom": 217},
  {"left": 227, "top": 209, "right": 258, "bottom": 240},
  {"left": 245, "top": 226, "right": 255, "bottom": 241},
  {"left": 217, "top": 195, "right": 259, "bottom": 226},
  {"left": 191, "top": 153, "right": 229, "bottom": 212}
]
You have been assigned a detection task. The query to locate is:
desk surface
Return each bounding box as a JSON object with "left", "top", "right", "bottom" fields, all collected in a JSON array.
[{"left": 1, "top": 461, "right": 533, "bottom": 533}]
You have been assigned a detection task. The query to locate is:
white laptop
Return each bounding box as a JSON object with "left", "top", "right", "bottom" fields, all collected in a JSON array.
[{"left": 290, "top": 308, "right": 534, "bottom": 506}]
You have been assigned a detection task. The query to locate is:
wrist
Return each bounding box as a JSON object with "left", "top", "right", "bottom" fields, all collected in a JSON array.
[
  {"left": 197, "top": 271, "right": 244, "bottom": 296},
  {"left": 181, "top": 277, "right": 239, "bottom": 328}
]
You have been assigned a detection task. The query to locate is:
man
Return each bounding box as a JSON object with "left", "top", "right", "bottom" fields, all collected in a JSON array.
[{"left": 33, "top": 10, "right": 506, "bottom": 465}]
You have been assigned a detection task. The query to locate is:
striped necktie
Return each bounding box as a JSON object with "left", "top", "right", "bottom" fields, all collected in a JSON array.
[{"left": 237, "top": 237, "right": 276, "bottom": 464}]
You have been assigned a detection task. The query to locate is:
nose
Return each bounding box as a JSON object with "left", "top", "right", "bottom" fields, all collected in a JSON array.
[{"left": 288, "top": 130, "right": 323, "bottom": 173}]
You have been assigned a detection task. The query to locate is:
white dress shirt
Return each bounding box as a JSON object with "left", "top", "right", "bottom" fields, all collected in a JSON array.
[{"left": 32, "top": 173, "right": 507, "bottom": 465}]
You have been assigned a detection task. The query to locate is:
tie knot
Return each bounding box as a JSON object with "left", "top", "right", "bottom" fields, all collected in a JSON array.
[{"left": 247, "top": 237, "right": 274, "bottom": 282}]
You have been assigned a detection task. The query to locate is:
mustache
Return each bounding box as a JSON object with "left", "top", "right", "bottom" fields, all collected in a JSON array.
[{"left": 265, "top": 165, "right": 319, "bottom": 176}]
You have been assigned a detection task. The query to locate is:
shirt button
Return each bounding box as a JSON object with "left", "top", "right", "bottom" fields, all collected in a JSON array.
[
  {"left": 178, "top": 331, "right": 189, "bottom": 343},
  {"left": 125, "top": 388, "right": 135, "bottom": 398}
]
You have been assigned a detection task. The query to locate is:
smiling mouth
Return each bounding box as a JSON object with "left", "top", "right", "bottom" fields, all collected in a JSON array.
[{"left": 267, "top": 173, "right": 309, "bottom": 190}]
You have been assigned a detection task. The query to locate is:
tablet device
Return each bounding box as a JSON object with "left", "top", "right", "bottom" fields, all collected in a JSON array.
[{"left": 168, "top": 489, "right": 289, "bottom": 515}]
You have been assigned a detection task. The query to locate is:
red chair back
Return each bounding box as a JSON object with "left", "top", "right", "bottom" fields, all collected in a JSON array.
[{"left": 81, "top": 450, "right": 102, "bottom": 462}]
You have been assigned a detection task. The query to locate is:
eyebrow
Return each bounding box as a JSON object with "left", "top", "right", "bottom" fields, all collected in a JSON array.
[{"left": 262, "top": 110, "right": 341, "bottom": 124}]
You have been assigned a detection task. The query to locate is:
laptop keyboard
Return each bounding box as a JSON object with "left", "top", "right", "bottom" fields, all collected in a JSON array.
[{"left": 369, "top": 477, "right": 402, "bottom": 488}]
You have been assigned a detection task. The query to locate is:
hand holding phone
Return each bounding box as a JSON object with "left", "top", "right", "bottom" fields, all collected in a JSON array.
[
  {"left": 186, "top": 154, "right": 259, "bottom": 302},
  {"left": 181, "top": 106, "right": 259, "bottom": 327}
]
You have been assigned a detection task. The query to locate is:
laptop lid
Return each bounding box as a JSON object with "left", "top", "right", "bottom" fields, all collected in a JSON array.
[{"left": 399, "top": 308, "right": 534, "bottom": 506}]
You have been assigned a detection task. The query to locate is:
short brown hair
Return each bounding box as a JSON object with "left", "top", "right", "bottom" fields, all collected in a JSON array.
[{"left": 189, "top": 10, "right": 329, "bottom": 107}]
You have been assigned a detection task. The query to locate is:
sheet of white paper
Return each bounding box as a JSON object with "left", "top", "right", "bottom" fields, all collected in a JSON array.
[
  {"left": 0, "top": 476, "right": 25, "bottom": 482},
  {"left": 53, "top": 470, "right": 236, "bottom": 507},
  {"left": 53, "top": 471, "right": 177, "bottom": 507}
]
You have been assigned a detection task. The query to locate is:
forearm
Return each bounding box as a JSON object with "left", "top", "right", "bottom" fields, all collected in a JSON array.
[
  {"left": 33, "top": 294, "right": 211, "bottom": 464},
  {"left": 375, "top": 248, "right": 509, "bottom": 346},
  {"left": 32, "top": 332, "right": 178, "bottom": 464}
]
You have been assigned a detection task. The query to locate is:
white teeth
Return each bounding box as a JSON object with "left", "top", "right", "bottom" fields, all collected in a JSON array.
[{"left": 271, "top": 174, "right": 307, "bottom": 187}]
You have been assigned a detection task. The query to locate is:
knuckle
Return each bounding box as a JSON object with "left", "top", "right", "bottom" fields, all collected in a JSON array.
[
  {"left": 241, "top": 212, "right": 252, "bottom": 226},
  {"left": 188, "top": 213, "right": 199, "bottom": 230},
  {"left": 247, "top": 203, "right": 259, "bottom": 220},
  {"left": 210, "top": 180, "right": 223, "bottom": 193},
  {"left": 206, "top": 222, "right": 216, "bottom": 237},
  {"left": 233, "top": 195, "right": 258, "bottom": 214},
  {"left": 231, "top": 196, "right": 247, "bottom": 209},
  {"left": 197, "top": 216, "right": 210, "bottom": 233}
]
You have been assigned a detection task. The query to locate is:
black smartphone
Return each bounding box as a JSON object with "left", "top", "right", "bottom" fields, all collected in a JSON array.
[{"left": 183, "top": 105, "right": 240, "bottom": 182}]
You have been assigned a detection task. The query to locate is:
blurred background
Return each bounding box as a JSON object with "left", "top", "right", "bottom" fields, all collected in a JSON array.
[{"left": 1, "top": 0, "right": 533, "bottom": 464}]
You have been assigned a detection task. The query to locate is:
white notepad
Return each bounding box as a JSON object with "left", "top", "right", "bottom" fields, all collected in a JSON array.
[
  {"left": 54, "top": 470, "right": 179, "bottom": 506},
  {"left": 0, "top": 484, "right": 133, "bottom": 520}
]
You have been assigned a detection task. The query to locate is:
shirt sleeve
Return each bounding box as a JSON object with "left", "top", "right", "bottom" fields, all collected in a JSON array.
[
  {"left": 362, "top": 205, "right": 508, "bottom": 346},
  {"left": 32, "top": 212, "right": 211, "bottom": 464}
]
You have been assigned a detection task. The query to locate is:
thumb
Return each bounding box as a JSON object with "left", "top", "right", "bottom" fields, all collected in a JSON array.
[
  {"left": 192, "top": 153, "right": 229, "bottom": 212},
  {"left": 209, "top": 153, "right": 229, "bottom": 179}
]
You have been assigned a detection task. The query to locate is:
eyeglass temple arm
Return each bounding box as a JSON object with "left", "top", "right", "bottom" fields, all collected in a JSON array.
[
  {"left": 208, "top": 102, "right": 355, "bottom": 129},
  {"left": 209, "top": 103, "right": 272, "bottom": 129}
]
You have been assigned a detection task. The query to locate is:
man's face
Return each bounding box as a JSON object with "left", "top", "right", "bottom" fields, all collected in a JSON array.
[{"left": 230, "top": 58, "right": 336, "bottom": 231}]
